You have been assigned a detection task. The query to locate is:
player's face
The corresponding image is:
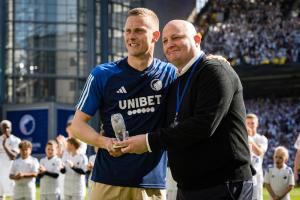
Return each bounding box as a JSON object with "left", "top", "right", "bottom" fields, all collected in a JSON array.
[
  {"left": 274, "top": 150, "right": 287, "bottom": 168},
  {"left": 45, "top": 144, "right": 57, "bottom": 158},
  {"left": 1, "top": 123, "right": 11, "bottom": 136},
  {"left": 246, "top": 118, "right": 258, "bottom": 131},
  {"left": 162, "top": 23, "right": 196, "bottom": 68},
  {"left": 20, "top": 147, "right": 31, "bottom": 159},
  {"left": 66, "top": 142, "right": 74, "bottom": 153},
  {"left": 124, "top": 16, "right": 158, "bottom": 58}
]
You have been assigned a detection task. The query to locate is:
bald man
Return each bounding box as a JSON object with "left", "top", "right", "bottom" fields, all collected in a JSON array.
[{"left": 119, "top": 20, "right": 253, "bottom": 200}]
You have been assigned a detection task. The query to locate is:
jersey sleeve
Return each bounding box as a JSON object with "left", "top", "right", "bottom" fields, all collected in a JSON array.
[
  {"left": 10, "top": 160, "right": 18, "bottom": 175},
  {"left": 288, "top": 167, "right": 295, "bottom": 186},
  {"left": 76, "top": 68, "right": 103, "bottom": 116},
  {"left": 39, "top": 158, "right": 45, "bottom": 166},
  {"left": 54, "top": 158, "right": 63, "bottom": 174},
  {"left": 11, "top": 137, "right": 21, "bottom": 154},
  {"left": 79, "top": 154, "right": 88, "bottom": 171},
  {"left": 32, "top": 158, "right": 40, "bottom": 173}
]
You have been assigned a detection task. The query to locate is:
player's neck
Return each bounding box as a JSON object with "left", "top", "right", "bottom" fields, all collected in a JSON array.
[
  {"left": 128, "top": 55, "right": 153, "bottom": 71},
  {"left": 276, "top": 164, "right": 284, "bottom": 169},
  {"left": 70, "top": 150, "right": 78, "bottom": 156}
]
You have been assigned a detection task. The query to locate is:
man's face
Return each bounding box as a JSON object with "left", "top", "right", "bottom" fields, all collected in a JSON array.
[
  {"left": 124, "top": 16, "right": 157, "bottom": 58},
  {"left": 162, "top": 23, "right": 196, "bottom": 68},
  {"left": 1, "top": 123, "right": 11, "bottom": 136},
  {"left": 246, "top": 118, "right": 258, "bottom": 131}
]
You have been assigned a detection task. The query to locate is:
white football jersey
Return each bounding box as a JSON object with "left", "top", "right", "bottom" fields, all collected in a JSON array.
[
  {"left": 10, "top": 156, "right": 39, "bottom": 199},
  {"left": 62, "top": 152, "right": 87, "bottom": 196},
  {"left": 264, "top": 165, "right": 295, "bottom": 200},
  {"left": 250, "top": 133, "right": 268, "bottom": 178},
  {"left": 39, "top": 156, "right": 62, "bottom": 195}
]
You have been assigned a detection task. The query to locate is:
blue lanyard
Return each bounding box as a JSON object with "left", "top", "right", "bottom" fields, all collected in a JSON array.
[{"left": 175, "top": 56, "right": 203, "bottom": 119}]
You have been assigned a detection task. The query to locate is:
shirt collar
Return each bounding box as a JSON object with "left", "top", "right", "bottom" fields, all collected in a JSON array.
[{"left": 177, "top": 50, "right": 204, "bottom": 77}]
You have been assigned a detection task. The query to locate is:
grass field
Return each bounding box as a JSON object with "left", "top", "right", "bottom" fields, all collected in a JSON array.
[{"left": 5, "top": 186, "right": 300, "bottom": 200}]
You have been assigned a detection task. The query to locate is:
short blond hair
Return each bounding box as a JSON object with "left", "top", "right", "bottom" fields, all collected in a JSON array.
[
  {"left": 246, "top": 113, "right": 258, "bottom": 120},
  {"left": 246, "top": 113, "right": 259, "bottom": 123},
  {"left": 274, "top": 146, "right": 289, "bottom": 161},
  {"left": 19, "top": 140, "right": 32, "bottom": 150},
  {"left": 128, "top": 8, "right": 159, "bottom": 29}
]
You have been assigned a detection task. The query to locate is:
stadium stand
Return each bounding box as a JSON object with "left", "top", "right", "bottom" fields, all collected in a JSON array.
[{"left": 195, "top": 0, "right": 300, "bottom": 66}]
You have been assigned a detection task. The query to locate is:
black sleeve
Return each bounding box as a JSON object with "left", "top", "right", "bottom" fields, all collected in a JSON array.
[
  {"left": 71, "top": 167, "right": 86, "bottom": 175},
  {"left": 44, "top": 171, "right": 59, "bottom": 178},
  {"left": 149, "top": 60, "right": 235, "bottom": 151},
  {"left": 60, "top": 167, "right": 66, "bottom": 174},
  {"left": 86, "top": 170, "right": 91, "bottom": 175},
  {"left": 38, "top": 173, "right": 44, "bottom": 178}
]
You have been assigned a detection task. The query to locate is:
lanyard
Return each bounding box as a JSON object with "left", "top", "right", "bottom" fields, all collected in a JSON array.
[{"left": 175, "top": 55, "right": 203, "bottom": 120}]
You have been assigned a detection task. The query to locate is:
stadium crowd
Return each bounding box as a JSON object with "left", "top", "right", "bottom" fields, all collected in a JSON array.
[
  {"left": 245, "top": 97, "right": 300, "bottom": 169},
  {"left": 196, "top": 0, "right": 300, "bottom": 66}
]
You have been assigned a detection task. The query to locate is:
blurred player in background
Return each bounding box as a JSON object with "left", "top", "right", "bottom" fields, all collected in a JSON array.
[
  {"left": 246, "top": 113, "right": 268, "bottom": 200},
  {"left": 61, "top": 137, "right": 87, "bottom": 200},
  {"left": 39, "top": 140, "right": 62, "bottom": 200},
  {"left": 10, "top": 140, "right": 39, "bottom": 200},
  {"left": 264, "top": 146, "right": 294, "bottom": 200},
  {"left": 0, "top": 120, "right": 21, "bottom": 200}
]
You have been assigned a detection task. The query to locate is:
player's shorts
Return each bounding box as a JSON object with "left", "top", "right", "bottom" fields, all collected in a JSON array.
[{"left": 88, "top": 181, "right": 166, "bottom": 200}]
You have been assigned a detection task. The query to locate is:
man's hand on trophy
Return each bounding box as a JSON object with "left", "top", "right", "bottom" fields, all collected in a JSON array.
[
  {"left": 118, "top": 134, "right": 148, "bottom": 154},
  {"left": 103, "top": 136, "right": 123, "bottom": 157}
]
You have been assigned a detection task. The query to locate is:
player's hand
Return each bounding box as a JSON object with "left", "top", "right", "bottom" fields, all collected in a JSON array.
[
  {"left": 87, "top": 163, "right": 93, "bottom": 171},
  {"left": 66, "top": 160, "right": 74, "bottom": 168},
  {"left": 104, "top": 137, "right": 123, "bottom": 157},
  {"left": 119, "top": 134, "right": 148, "bottom": 154},
  {"left": 39, "top": 165, "right": 46, "bottom": 172}
]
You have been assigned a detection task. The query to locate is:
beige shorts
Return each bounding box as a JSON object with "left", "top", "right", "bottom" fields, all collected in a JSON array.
[{"left": 88, "top": 181, "right": 166, "bottom": 200}]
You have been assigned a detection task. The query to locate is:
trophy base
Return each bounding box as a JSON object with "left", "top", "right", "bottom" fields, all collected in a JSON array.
[{"left": 113, "top": 144, "right": 127, "bottom": 149}]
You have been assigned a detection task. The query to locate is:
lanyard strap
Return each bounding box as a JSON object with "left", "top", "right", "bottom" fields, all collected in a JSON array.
[{"left": 176, "top": 56, "right": 203, "bottom": 115}]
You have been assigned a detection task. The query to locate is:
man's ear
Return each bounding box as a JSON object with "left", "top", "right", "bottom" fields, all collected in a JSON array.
[
  {"left": 152, "top": 31, "right": 161, "bottom": 42},
  {"left": 194, "top": 33, "right": 202, "bottom": 46}
]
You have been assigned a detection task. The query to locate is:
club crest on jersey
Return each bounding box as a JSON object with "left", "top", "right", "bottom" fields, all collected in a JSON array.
[{"left": 150, "top": 79, "right": 162, "bottom": 91}]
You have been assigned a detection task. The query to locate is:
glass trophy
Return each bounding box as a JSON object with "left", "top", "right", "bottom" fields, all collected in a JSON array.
[{"left": 111, "top": 113, "right": 128, "bottom": 148}]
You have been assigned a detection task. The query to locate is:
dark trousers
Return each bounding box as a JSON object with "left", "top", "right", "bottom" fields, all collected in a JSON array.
[{"left": 176, "top": 180, "right": 253, "bottom": 200}]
